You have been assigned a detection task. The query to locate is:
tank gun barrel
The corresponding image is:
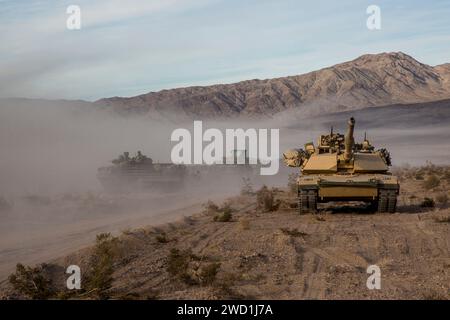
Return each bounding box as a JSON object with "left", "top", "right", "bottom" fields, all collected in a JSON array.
[{"left": 344, "top": 117, "right": 355, "bottom": 162}]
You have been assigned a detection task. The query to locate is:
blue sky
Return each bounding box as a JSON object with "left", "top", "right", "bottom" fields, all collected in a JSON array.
[{"left": 1, "top": 0, "right": 449, "bottom": 100}]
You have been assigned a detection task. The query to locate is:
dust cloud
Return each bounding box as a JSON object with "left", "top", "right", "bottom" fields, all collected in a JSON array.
[{"left": 0, "top": 100, "right": 275, "bottom": 279}]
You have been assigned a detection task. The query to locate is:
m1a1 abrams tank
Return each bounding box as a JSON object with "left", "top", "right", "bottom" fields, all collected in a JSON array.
[
  {"left": 283, "top": 117, "right": 399, "bottom": 213},
  {"left": 97, "top": 151, "right": 186, "bottom": 192}
]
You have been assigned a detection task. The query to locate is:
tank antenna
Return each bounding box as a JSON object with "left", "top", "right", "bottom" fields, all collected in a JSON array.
[{"left": 330, "top": 126, "right": 333, "bottom": 135}]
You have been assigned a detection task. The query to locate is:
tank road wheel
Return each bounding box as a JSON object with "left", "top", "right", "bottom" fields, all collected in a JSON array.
[
  {"left": 308, "top": 190, "right": 317, "bottom": 213},
  {"left": 377, "top": 190, "right": 388, "bottom": 213},
  {"left": 387, "top": 190, "right": 397, "bottom": 213},
  {"left": 298, "top": 189, "right": 317, "bottom": 214},
  {"left": 377, "top": 189, "right": 397, "bottom": 213},
  {"left": 298, "top": 189, "right": 309, "bottom": 214}
]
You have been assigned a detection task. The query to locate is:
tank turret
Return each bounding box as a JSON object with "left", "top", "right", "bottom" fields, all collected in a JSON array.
[{"left": 283, "top": 117, "right": 399, "bottom": 214}]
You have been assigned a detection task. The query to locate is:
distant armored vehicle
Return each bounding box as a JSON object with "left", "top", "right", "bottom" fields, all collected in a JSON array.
[
  {"left": 283, "top": 118, "right": 399, "bottom": 213},
  {"left": 98, "top": 149, "right": 263, "bottom": 193},
  {"left": 97, "top": 151, "right": 186, "bottom": 192}
]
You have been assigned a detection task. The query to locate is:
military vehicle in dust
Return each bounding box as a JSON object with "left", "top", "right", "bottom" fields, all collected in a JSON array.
[
  {"left": 283, "top": 117, "right": 399, "bottom": 213},
  {"left": 97, "top": 151, "right": 186, "bottom": 192}
]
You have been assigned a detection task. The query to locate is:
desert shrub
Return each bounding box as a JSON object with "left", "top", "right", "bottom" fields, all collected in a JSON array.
[
  {"left": 221, "top": 202, "right": 234, "bottom": 215},
  {"left": 414, "top": 173, "right": 424, "bottom": 180},
  {"left": 423, "top": 175, "right": 440, "bottom": 190},
  {"left": 166, "top": 248, "right": 198, "bottom": 284},
  {"left": 85, "top": 233, "right": 119, "bottom": 299},
  {"left": 212, "top": 202, "right": 235, "bottom": 222},
  {"left": 167, "top": 248, "right": 189, "bottom": 277},
  {"left": 436, "top": 193, "right": 448, "bottom": 206},
  {"left": 287, "top": 173, "right": 298, "bottom": 194},
  {"left": 424, "top": 161, "right": 439, "bottom": 174},
  {"left": 420, "top": 197, "right": 435, "bottom": 208},
  {"left": 443, "top": 170, "right": 450, "bottom": 181},
  {"left": 198, "top": 262, "right": 221, "bottom": 285},
  {"left": 214, "top": 211, "right": 233, "bottom": 222},
  {"left": 8, "top": 263, "right": 54, "bottom": 299},
  {"left": 166, "top": 249, "right": 219, "bottom": 286},
  {"left": 256, "top": 185, "right": 280, "bottom": 212},
  {"left": 280, "top": 228, "right": 308, "bottom": 238},
  {"left": 203, "top": 200, "right": 220, "bottom": 215},
  {"left": 433, "top": 215, "right": 450, "bottom": 223},
  {"left": 155, "top": 232, "right": 169, "bottom": 243},
  {"left": 240, "top": 177, "right": 254, "bottom": 196}
]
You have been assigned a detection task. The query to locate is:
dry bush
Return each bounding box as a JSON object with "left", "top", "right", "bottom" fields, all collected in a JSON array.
[
  {"left": 433, "top": 215, "right": 450, "bottom": 223},
  {"left": 203, "top": 200, "right": 220, "bottom": 215},
  {"left": 436, "top": 193, "right": 448, "bottom": 207},
  {"left": 8, "top": 263, "right": 54, "bottom": 299},
  {"left": 85, "top": 233, "right": 120, "bottom": 299},
  {"left": 214, "top": 210, "right": 233, "bottom": 222},
  {"left": 166, "top": 248, "right": 192, "bottom": 283},
  {"left": 414, "top": 173, "right": 424, "bottom": 180},
  {"left": 212, "top": 202, "right": 235, "bottom": 222},
  {"left": 256, "top": 185, "right": 280, "bottom": 212},
  {"left": 155, "top": 232, "right": 169, "bottom": 243},
  {"left": 443, "top": 170, "right": 450, "bottom": 181},
  {"left": 423, "top": 175, "right": 440, "bottom": 190},
  {"left": 166, "top": 249, "right": 220, "bottom": 286},
  {"left": 280, "top": 228, "right": 308, "bottom": 238},
  {"left": 240, "top": 177, "right": 254, "bottom": 196},
  {"left": 198, "top": 262, "right": 221, "bottom": 286}
]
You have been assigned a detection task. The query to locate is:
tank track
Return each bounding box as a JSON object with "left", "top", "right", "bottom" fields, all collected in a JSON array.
[
  {"left": 298, "top": 189, "right": 317, "bottom": 214},
  {"left": 377, "top": 189, "right": 397, "bottom": 213}
]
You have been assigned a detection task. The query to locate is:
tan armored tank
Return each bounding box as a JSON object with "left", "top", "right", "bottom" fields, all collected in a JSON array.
[
  {"left": 283, "top": 117, "right": 399, "bottom": 213},
  {"left": 97, "top": 151, "right": 186, "bottom": 192}
]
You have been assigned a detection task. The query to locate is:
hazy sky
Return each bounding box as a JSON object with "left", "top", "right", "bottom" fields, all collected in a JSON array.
[{"left": 1, "top": 0, "right": 449, "bottom": 101}]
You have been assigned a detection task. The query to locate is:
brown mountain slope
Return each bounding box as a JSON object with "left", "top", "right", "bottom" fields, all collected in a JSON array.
[
  {"left": 434, "top": 63, "right": 450, "bottom": 92},
  {"left": 95, "top": 52, "right": 450, "bottom": 118}
]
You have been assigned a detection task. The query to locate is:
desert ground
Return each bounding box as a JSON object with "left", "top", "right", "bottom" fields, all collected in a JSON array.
[{"left": 1, "top": 164, "right": 449, "bottom": 300}]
